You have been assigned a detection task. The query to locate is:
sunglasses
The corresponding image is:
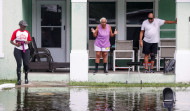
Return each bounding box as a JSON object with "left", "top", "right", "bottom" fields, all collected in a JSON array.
[{"left": 148, "top": 18, "right": 153, "bottom": 20}]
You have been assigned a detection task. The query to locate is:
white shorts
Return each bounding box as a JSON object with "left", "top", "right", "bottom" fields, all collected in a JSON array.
[{"left": 94, "top": 45, "right": 110, "bottom": 52}]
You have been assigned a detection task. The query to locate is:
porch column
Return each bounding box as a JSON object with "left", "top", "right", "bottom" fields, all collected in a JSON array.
[
  {"left": 175, "top": 0, "right": 190, "bottom": 82},
  {"left": 70, "top": 0, "right": 88, "bottom": 81},
  {"left": 116, "top": 0, "right": 126, "bottom": 40}
]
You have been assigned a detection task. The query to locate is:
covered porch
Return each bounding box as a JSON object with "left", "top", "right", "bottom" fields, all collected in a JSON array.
[{"left": 70, "top": 0, "right": 178, "bottom": 82}]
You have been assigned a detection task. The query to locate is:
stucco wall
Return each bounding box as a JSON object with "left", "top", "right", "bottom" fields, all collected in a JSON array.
[
  {"left": 176, "top": 3, "right": 190, "bottom": 50},
  {"left": 175, "top": 2, "right": 190, "bottom": 82},
  {"left": 0, "top": 0, "right": 23, "bottom": 79}
]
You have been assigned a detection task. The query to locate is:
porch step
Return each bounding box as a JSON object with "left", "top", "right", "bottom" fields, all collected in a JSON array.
[
  {"left": 88, "top": 71, "right": 175, "bottom": 83},
  {"left": 21, "top": 72, "right": 70, "bottom": 82},
  {"left": 24, "top": 71, "right": 175, "bottom": 83}
]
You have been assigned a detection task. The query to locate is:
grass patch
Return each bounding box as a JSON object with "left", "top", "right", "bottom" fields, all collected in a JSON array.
[
  {"left": 69, "top": 82, "right": 190, "bottom": 87},
  {"left": 0, "top": 80, "right": 17, "bottom": 85}
]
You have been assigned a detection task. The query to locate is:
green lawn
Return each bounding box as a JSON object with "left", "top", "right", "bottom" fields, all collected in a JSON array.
[
  {"left": 1, "top": 80, "right": 190, "bottom": 87},
  {"left": 69, "top": 82, "right": 190, "bottom": 87},
  {"left": 0, "top": 80, "right": 16, "bottom": 85}
]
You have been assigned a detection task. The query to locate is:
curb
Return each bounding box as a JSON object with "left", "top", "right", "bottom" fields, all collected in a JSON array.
[{"left": 0, "top": 83, "right": 15, "bottom": 90}]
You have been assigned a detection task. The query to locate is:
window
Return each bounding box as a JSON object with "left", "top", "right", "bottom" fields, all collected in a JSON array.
[
  {"left": 41, "top": 4, "right": 62, "bottom": 47},
  {"left": 88, "top": 2, "right": 116, "bottom": 46},
  {"left": 89, "top": 2, "right": 115, "bottom": 24},
  {"left": 126, "top": 1, "right": 154, "bottom": 48},
  {"left": 126, "top": 2, "right": 153, "bottom": 24}
]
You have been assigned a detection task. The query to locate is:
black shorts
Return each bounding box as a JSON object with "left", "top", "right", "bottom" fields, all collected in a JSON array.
[{"left": 142, "top": 41, "right": 158, "bottom": 54}]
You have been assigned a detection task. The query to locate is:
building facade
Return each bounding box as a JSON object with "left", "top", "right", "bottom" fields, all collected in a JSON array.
[{"left": 0, "top": 0, "right": 189, "bottom": 82}]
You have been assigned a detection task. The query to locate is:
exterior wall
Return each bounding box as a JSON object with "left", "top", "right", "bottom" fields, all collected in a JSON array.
[
  {"left": 175, "top": 1, "right": 190, "bottom": 82},
  {"left": 0, "top": 0, "right": 23, "bottom": 79},
  {"left": 159, "top": 0, "right": 176, "bottom": 38},
  {"left": 0, "top": 0, "right": 3, "bottom": 58}
]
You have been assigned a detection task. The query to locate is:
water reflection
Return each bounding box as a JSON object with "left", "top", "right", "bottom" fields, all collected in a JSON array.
[
  {"left": 14, "top": 87, "right": 167, "bottom": 111},
  {"left": 16, "top": 87, "right": 21, "bottom": 110},
  {"left": 0, "top": 87, "right": 188, "bottom": 111},
  {"left": 16, "top": 87, "right": 70, "bottom": 111}
]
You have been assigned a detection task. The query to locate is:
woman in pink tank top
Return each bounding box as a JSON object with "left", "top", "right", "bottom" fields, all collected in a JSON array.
[{"left": 91, "top": 17, "right": 118, "bottom": 73}]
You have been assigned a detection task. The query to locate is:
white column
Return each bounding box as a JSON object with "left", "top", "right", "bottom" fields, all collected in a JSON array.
[
  {"left": 116, "top": 0, "right": 126, "bottom": 40},
  {"left": 70, "top": 0, "right": 88, "bottom": 81},
  {"left": 175, "top": 1, "right": 190, "bottom": 82},
  {"left": 69, "top": 88, "right": 88, "bottom": 111},
  {"left": 0, "top": 0, "right": 4, "bottom": 58}
]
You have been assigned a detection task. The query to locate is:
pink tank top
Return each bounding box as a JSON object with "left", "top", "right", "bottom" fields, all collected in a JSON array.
[{"left": 94, "top": 24, "right": 110, "bottom": 48}]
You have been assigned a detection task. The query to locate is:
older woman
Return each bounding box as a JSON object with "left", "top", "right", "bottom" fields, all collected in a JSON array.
[
  {"left": 10, "top": 20, "right": 31, "bottom": 85},
  {"left": 91, "top": 17, "right": 118, "bottom": 73}
]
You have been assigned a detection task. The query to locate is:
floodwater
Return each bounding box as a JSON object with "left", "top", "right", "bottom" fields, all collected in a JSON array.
[{"left": 0, "top": 87, "right": 190, "bottom": 111}]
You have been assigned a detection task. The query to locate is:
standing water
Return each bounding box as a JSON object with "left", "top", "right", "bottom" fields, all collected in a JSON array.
[{"left": 0, "top": 87, "right": 190, "bottom": 111}]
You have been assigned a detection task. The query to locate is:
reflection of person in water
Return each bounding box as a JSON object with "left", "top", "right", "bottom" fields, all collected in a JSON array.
[
  {"left": 16, "top": 87, "right": 21, "bottom": 111},
  {"left": 95, "top": 98, "right": 108, "bottom": 111},
  {"left": 142, "top": 94, "right": 156, "bottom": 111},
  {"left": 94, "top": 93, "right": 113, "bottom": 111},
  {"left": 16, "top": 87, "right": 29, "bottom": 111}
]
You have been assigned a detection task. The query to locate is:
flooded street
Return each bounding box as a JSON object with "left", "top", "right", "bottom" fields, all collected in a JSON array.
[{"left": 0, "top": 87, "right": 190, "bottom": 111}]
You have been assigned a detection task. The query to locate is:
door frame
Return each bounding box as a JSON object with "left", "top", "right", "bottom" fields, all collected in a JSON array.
[{"left": 32, "top": 0, "right": 70, "bottom": 62}]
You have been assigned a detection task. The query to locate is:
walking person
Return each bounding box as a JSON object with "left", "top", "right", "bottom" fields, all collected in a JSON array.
[
  {"left": 91, "top": 17, "right": 118, "bottom": 73},
  {"left": 10, "top": 20, "right": 31, "bottom": 85},
  {"left": 139, "top": 13, "right": 177, "bottom": 73}
]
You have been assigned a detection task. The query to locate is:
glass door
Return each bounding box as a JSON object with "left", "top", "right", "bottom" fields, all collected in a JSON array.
[{"left": 37, "top": 1, "right": 66, "bottom": 62}]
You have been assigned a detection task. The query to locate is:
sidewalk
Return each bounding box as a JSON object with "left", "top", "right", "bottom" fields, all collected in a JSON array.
[
  {"left": 0, "top": 81, "right": 68, "bottom": 90},
  {"left": 0, "top": 83, "right": 15, "bottom": 90},
  {"left": 16, "top": 81, "right": 68, "bottom": 87}
]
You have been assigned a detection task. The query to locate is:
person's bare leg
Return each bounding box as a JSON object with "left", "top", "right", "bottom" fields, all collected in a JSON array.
[
  {"left": 102, "top": 52, "right": 108, "bottom": 73},
  {"left": 151, "top": 60, "right": 155, "bottom": 69},
  {"left": 150, "top": 53, "right": 155, "bottom": 73},
  {"left": 144, "top": 54, "right": 149, "bottom": 72},
  {"left": 150, "top": 60, "right": 155, "bottom": 73},
  {"left": 95, "top": 51, "right": 101, "bottom": 63},
  {"left": 94, "top": 51, "right": 101, "bottom": 73},
  {"left": 102, "top": 52, "right": 108, "bottom": 63}
]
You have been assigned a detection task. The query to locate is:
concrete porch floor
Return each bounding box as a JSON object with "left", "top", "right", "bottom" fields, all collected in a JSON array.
[{"left": 26, "top": 69, "right": 175, "bottom": 83}]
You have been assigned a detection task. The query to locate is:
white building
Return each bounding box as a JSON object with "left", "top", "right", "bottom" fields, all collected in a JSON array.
[{"left": 0, "top": 0, "right": 190, "bottom": 82}]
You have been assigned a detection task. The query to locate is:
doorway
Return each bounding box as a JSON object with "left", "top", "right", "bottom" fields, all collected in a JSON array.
[{"left": 37, "top": 1, "right": 66, "bottom": 62}]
